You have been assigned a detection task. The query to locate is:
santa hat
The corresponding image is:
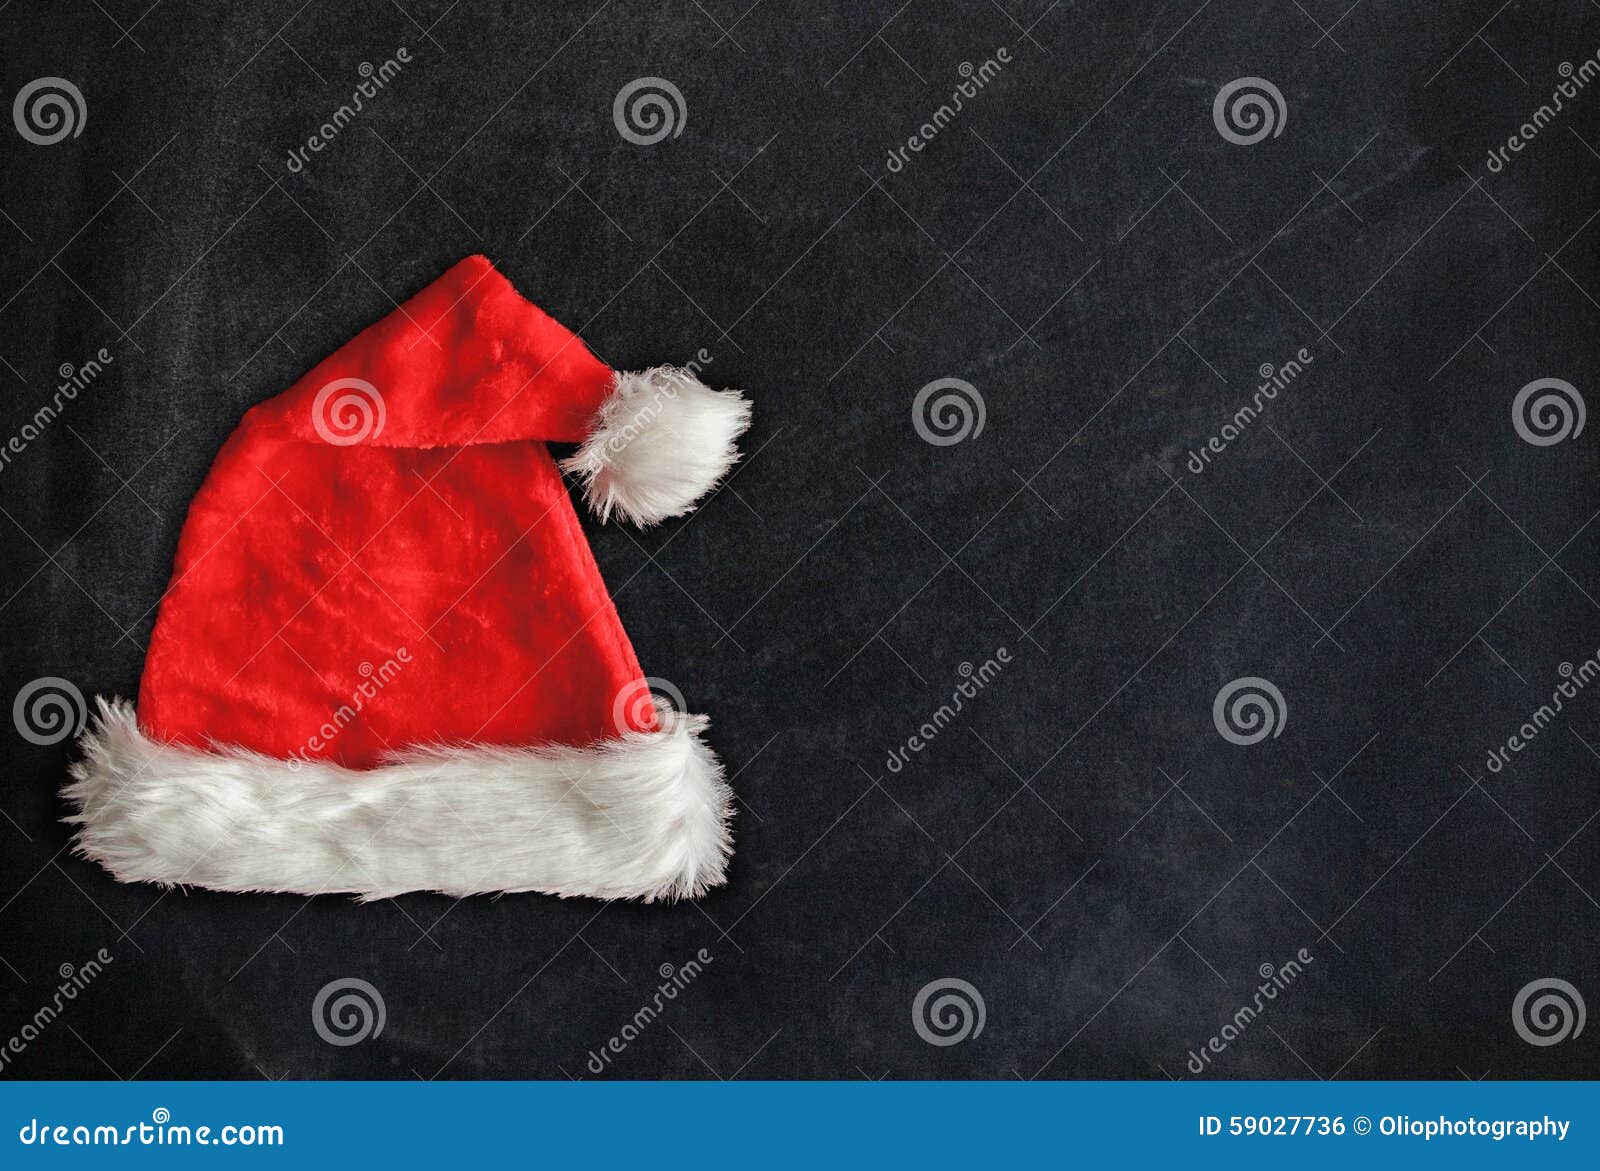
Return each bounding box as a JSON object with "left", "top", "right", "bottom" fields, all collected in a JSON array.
[{"left": 64, "top": 255, "right": 751, "bottom": 902}]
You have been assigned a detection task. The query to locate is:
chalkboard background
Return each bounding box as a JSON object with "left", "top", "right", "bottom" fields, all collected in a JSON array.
[{"left": 2, "top": 1, "right": 1597, "bottom": 1079}]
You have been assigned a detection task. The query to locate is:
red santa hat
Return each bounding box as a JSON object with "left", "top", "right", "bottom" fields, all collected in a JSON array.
[{"left": 65, "top": 255, "right": 750, "bottom": 902}]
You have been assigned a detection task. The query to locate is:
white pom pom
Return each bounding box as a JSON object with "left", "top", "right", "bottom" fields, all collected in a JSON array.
[{"left": 562, "top": 367, "right": 752, "bottom": 526}]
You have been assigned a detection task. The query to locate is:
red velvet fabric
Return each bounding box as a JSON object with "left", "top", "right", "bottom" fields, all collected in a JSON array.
[{"left": 138, "top": 255, "right": 654, "bottom": 767}]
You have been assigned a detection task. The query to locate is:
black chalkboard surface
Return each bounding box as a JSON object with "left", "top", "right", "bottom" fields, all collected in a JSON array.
[{"left": 1, "top": 2, "right": 1595, "bottom": 1080}]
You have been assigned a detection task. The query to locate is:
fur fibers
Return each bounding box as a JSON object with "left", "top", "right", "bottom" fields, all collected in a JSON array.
[
  {"left": 563, "top": 367, "right": 752, "bottom": 526},
  {"left": 65, "top": 698, "right": 733, "bottom": 902}
]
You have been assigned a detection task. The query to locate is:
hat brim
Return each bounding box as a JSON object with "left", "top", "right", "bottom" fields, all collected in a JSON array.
[{"left": 63, "top": 699, "right": 733, "bottom": 902}]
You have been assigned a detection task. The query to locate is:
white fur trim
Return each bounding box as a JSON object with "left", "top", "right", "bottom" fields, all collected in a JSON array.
[
  {"left": 63, "top": 699, "right": 733, "bottom": 902},
  {"left": 562, "top": 367, "right": 751, "bottom": 526}
]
